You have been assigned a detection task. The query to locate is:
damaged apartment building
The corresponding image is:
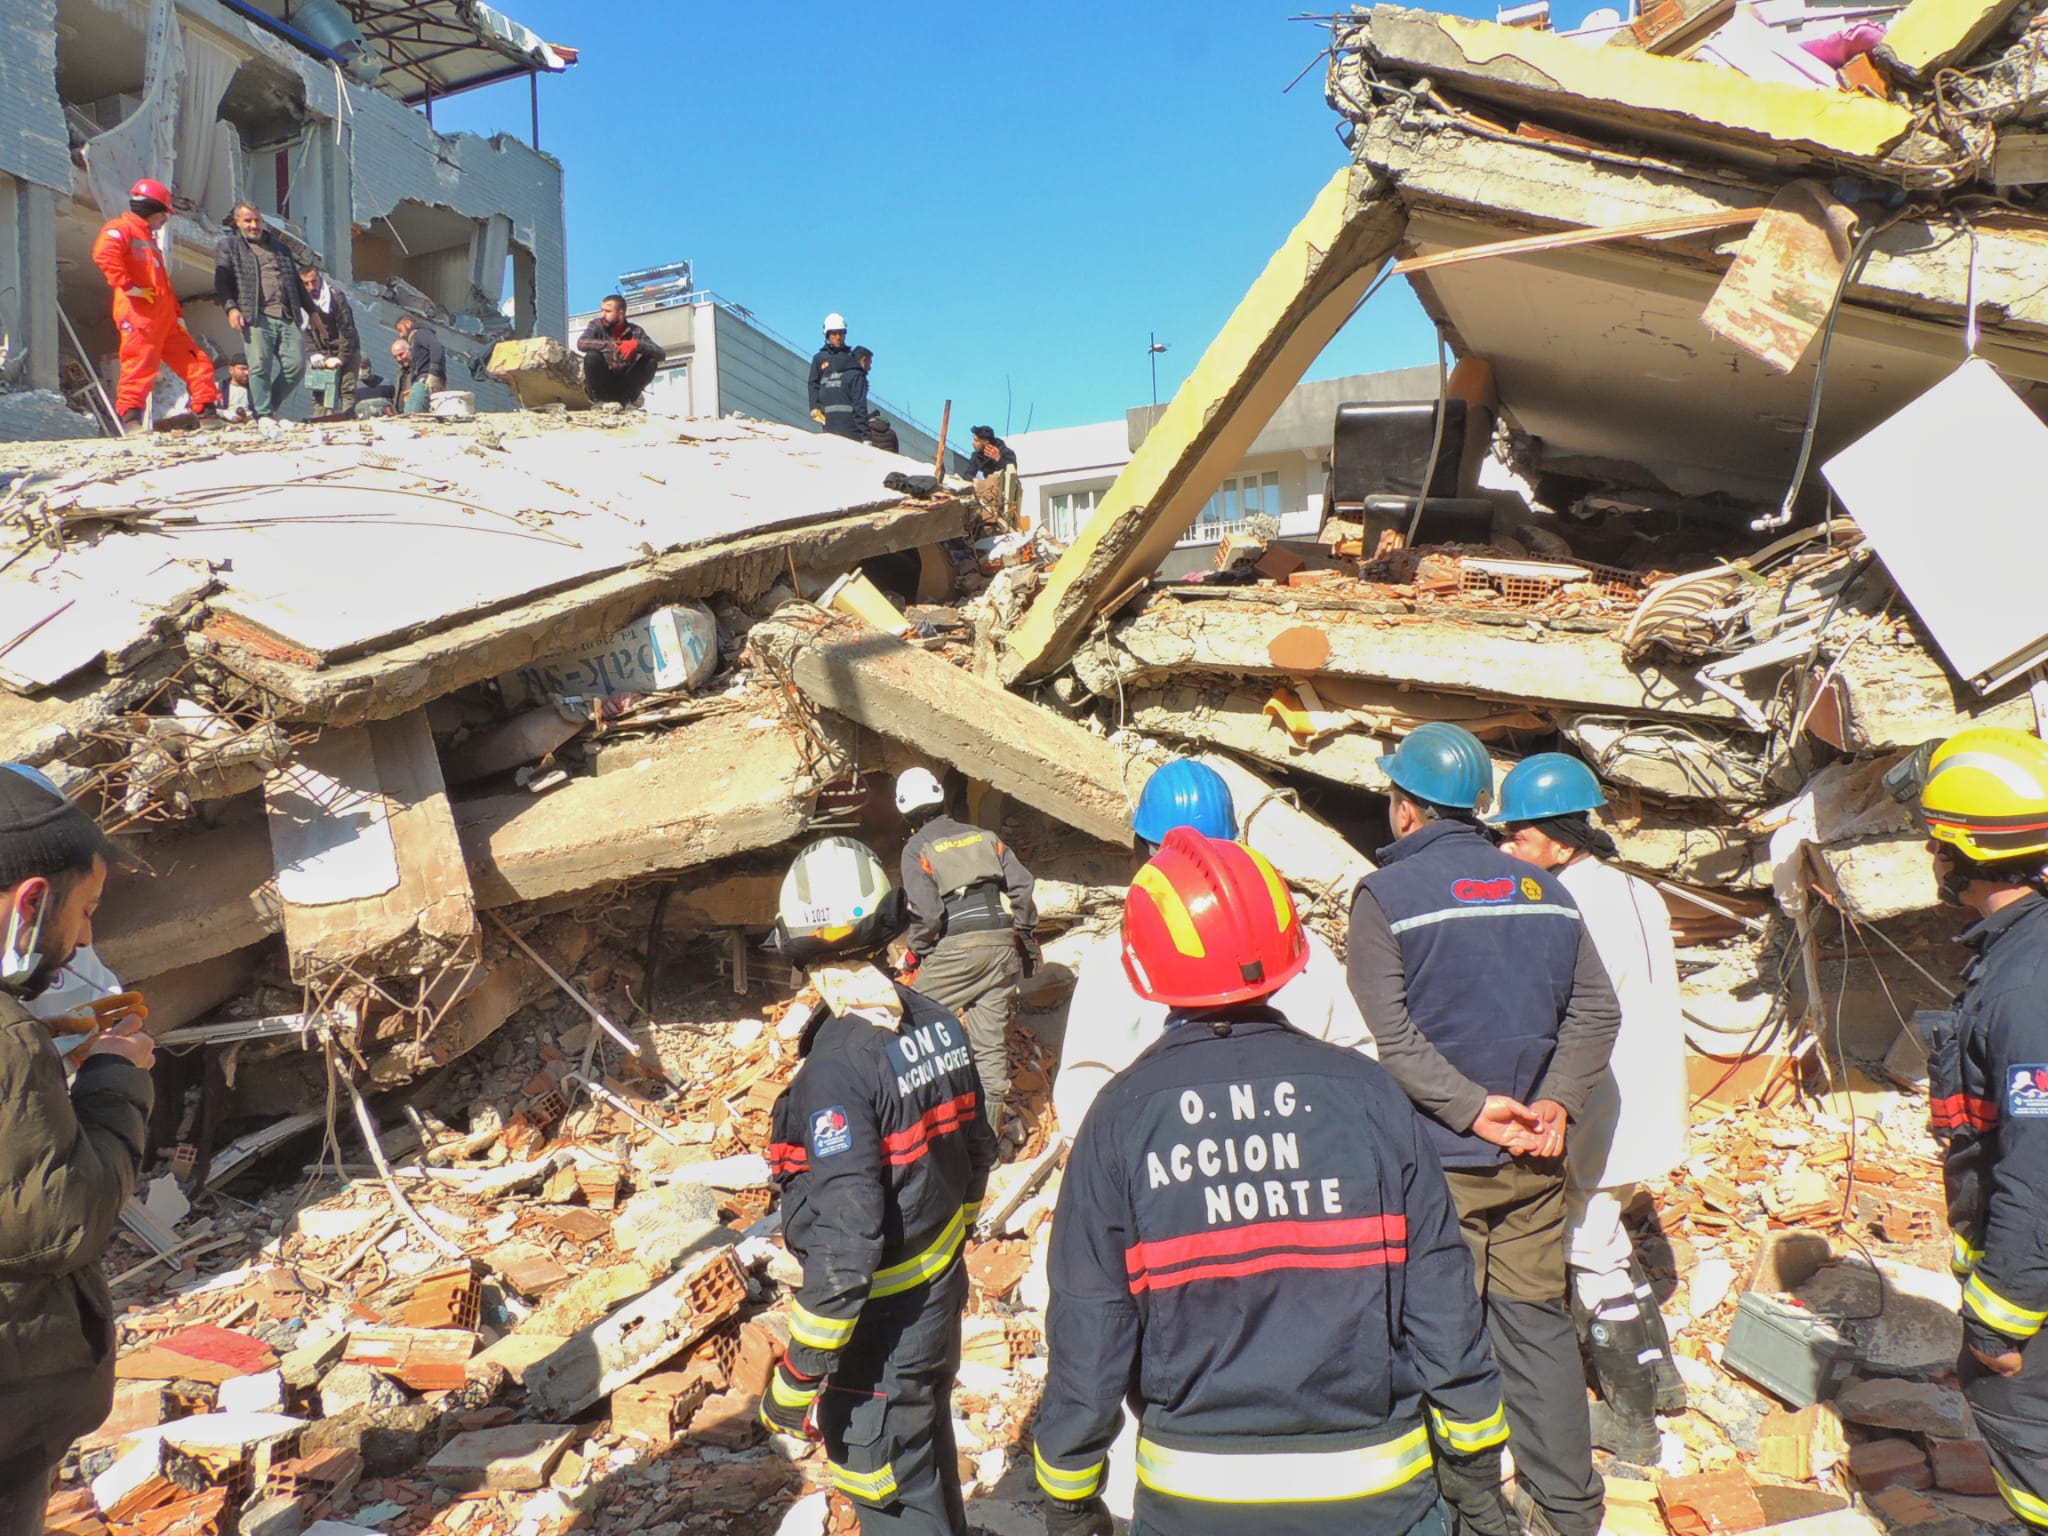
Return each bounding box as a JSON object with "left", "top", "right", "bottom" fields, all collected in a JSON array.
[{"left": 0, "top": 0, "right": 572, "bottom": 438}]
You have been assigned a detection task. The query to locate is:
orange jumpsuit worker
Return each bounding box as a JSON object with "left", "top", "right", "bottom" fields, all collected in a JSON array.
[{"left": 91, "top": 178, "right": 220, "bottom": 431}]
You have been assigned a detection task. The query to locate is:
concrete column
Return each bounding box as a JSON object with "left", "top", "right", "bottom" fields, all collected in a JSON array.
[
  {"left": 473, "top": 213, "right": 512, "bottom": 309},
  {"left": 0, "top": 175, "right": 61, "bottom": 391}
]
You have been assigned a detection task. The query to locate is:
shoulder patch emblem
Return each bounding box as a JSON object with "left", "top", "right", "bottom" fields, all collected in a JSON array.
[
  {"left": 1521, "top": 877, "right": 1544, "bottom": 901},
  {"left": 1451, "top": 877, "right": 1516, "bottom": 904},
  {"left": 811, "top": 1104, "right": 854, "bottom": 1156},
  {"left": 2008, "top": 1066, "right": 2048, "bottom": 1118}
]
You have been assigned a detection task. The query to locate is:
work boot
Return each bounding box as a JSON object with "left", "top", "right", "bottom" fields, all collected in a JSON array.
[
  {"left": 1627, "top": 1254, "right": 1688, "bottom": 1414},
  {"left": 1586, "top": 1313, "right": 1662, "bottom": 1466},
  {"left": 117, "top": 407, "right": 144, "bottom": 432}
]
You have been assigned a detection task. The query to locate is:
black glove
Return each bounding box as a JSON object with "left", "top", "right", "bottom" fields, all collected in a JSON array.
[
  {"left": 1017, "top": 928, "right": 1042, "bottom": 978},
  {"left": 1436, "top": 1448, "right": 1516, "bottom": 1536},
  {"left": 758, "top": 1358, "right": 821, "bottom": 1438},
  {"left": 1043, "top": 1495, "right": 1114, "bottom": 1536}
]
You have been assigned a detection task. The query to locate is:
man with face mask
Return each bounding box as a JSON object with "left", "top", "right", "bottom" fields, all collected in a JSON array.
[
  {"left": 0, "top": 773, "right": 153, "bottom": 1531},
  {"left": 1910, "top": 728, "right": 2048, "bottom": 1534}
]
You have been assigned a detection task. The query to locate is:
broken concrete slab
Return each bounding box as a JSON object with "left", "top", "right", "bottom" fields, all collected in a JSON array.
[
  {"left": 485, "top": 336, "right": 591, "bottom": 411},
  {"left": 1083, "top": 598, "right": 1759, "bottom": 721},
  {"left": 424, "top": 1424, "right": 575, "bottom": 1492},
  {"left": 1875, "top": 0, "right": 2027, "bottom": 82},
  {"left": 1000, "top": 165, "right": 1407, "bottom": 684},
  {"left": 1346, "top": 5, "right": 1915, "bottom": 166},
  {"left": 750, "top": 606, "right": 1134, "bottom": 844},
  {"left": 1834, "top": 1379, "right": 1971, "bottom": 1439},
  {"left": 1563, "top": 716, "right": 1763, "bottom": 802},
  {"left": 526, "top": 1248, "right": 748, "bottom": 1419},
  {"left": 265, "top": 710, "right": 477, "bottom": 981}
]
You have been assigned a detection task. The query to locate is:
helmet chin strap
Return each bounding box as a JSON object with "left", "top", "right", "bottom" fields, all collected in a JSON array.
[{"left": 0, "top": 895, "right": 47, "bottom": 993}]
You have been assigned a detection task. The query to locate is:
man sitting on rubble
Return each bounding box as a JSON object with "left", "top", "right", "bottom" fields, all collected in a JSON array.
[
  {"left": 214, "top": 202, "right": 308, "bottom": 423},
  {"left": 759, "top": 835, "right": 997, "bottom": 1534},
  {"left": 393, "top": 316, "right": 447, "bottom": 413},
  {"left": 895, "top": 768, "right": 1038, "bottom": 1147},
  {"left": 1492, "top": 753, "right": 1689, "bottom": 1466},
  {"left": 298, "top": 263, "right": 361, "bottom": 418},
  {"left": 0, "top": 771, "right": 154, "bottom": 1532},
  {"left": 574, "top": 293, "right": 667, "bottom": 407},
  {"left": 1910, "top": 728, "right": 2048, "bottom": 1531}
]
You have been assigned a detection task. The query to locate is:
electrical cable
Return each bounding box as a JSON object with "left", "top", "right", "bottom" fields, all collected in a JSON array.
[{"left": 1752, "top": 212, "right": 1904, "bottom": 533}]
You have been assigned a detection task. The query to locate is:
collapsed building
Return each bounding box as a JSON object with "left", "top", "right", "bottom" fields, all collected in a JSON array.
[
  {"left": 0, "top": 0, "right": 572, "bottom": 438},
  {"left": 8, "top": 0, "right": 2048, "bottom": 1527}
]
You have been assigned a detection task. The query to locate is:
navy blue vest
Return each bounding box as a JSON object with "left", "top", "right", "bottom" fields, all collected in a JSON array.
[{"left": 1359, "top": 820, "right": 1585, "bottom": 1170}]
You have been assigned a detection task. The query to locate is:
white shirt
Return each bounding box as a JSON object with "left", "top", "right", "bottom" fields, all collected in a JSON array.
[
  {"left": 1556, "top": 857, "right": 1688, "bottom": 1190},
  {"left": 1053, "top": 927, "right": 1375, "bottom": 1132}
]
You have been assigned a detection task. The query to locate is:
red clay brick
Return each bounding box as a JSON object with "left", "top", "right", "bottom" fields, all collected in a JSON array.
[
  {"left": 1849, "top": 1438, "right": 1933, "bottom": 1492},
  {"left": 1927, "top": 1438, "right": 1997, "bottom": 1497}
]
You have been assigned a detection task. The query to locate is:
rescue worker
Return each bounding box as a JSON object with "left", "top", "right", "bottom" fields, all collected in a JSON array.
[
  {"left": 1055, "top": 757, "right": 1375, "bottom": 1134},
  {"left": 1348, "top": 722, "right": 1620, "bottom": 1536},
  {"left": 1035, "top": 829, "right": 1516, "bottom": 1536},
  {"left": 896, "top": 768, "right": 1036, "bottom": 1139},
  {"left": 92, "top": 178, "right": 221, "bottom": 432},
  {"left": 1911, "top": 727, "right": 2048, "bottom": 1533},
  {"left": 213, "top": 202, "right": 307, "bottom": 421},
  {"left": 1493, "top": 753, "right": 1688, "bottom": 1466},
  {"left": 575, "top": 293, "right": 667, "bottom": 406},
  {"left": 809, "top": 313, "right": 868, "bottom": 440},
  {"left": 298, "top": 264, "right": 361, "bottom": 418},
  {"left": 0, "top": 771, "right": 153, "bottom": 1530},
  {"left": 758, "top": 835, "right": 998, "bottom": 1535}
]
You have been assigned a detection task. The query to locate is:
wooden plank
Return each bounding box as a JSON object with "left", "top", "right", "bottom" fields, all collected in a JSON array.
[{"left": 1393, "top": 207, "right": 1766, "bottom": 277}]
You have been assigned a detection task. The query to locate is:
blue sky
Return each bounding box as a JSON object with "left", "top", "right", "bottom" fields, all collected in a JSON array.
[{"left": 435, "top": 1, "right": 1602, "bottom": 443}]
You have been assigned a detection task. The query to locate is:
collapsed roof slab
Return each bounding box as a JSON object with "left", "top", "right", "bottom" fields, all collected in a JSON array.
[
  {"left": 1344, "top": 4, "right": 1915, "bottom": 168},
  {"left": 1078, "top": 597, "right": 1765, "bottom": 723},
  {"left": 999, "top": 165, "right": 1407, "bottom": 685},
  {"left": 751, "top": 607, "right": 1135, "bottom": 846},
  {"left": 1363, "top": 119, "right": 2048, "bottom": 501}
]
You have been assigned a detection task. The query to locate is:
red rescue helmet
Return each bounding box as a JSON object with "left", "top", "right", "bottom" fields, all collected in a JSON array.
[
  {"left": 130, "top": 178, "right": 172, "bottom": 208},
  {"left": 1122, "top": 828, "right": 1309, "bottom": 1009}
]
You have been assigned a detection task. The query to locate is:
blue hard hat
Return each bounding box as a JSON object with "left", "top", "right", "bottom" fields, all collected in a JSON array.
[
  {"left": 1134, "top": 759, "right": 1238, "bottom": 845},
  {"left": 1378, "top": 723, "right": 1493, "bottom": 813},
  {"left": 1491, "top": 752, "right": 1606, "bottom": 824},
  {"left": 2, "top": 763, "right": 60, "bottom": 796}
]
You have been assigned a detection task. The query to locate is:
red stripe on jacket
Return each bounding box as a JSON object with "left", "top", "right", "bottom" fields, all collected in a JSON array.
[
  {"left": 1931, "top": 1094, "right": 1998, "bottom": 1131},
  {"left": 1132, "top": 1245, "right": 1408, "bottom": 1293},
  {"left": 769, "top": 1141, "right": 809, "bottom": 1175},
  {"left": 1125, "top": 1215, "right": 1408, "bottom": 1294},
  {"left": 879, "top": 1091, "right": 979, "bottom": 1168}
]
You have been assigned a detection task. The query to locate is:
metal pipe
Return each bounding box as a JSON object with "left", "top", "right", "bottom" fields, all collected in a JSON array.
[{"left": 54, "top": 300, "right": 123, "bottom": 435}]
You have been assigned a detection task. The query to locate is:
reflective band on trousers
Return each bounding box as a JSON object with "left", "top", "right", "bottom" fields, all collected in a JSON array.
[
  {"left": 1135, "top": 1424, "right": 1432, "bottom": 1504},
  {"left": 871, "top": 1204, "right": 970, "bottom": 1298},
  {"left": 1996, "top": 1468, "right": 2048, "bottom": 1529}
]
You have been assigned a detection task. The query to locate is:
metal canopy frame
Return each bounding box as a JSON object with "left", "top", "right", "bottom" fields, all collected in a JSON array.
[{"left": 279, "top": 0, "right": 568, "bottom": 106}]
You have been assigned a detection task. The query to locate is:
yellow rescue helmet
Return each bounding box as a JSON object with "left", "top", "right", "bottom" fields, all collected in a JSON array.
[{"left": 1920, "top": 727, "right": 2048, "bottom": 864}]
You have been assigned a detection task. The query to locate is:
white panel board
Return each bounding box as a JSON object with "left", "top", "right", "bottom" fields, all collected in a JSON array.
[{"left": 1822, "top": 359, "right": 2048, "bottom": 696}]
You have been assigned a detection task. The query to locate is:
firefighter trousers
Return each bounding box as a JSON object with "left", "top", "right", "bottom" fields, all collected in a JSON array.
[
  {"left": 1131, "top": 1489, "right": 1452, "bottom": 1536},
  {"left": 1444, "top": 1163, "right": 1604, "bottom": 1536},
  {"left": 913, "top": 934, "right": 1020, "bottom": 1129},
  {"left": 814, "top": 1260, "right": 969, "bottom": 1535},
  {"left": 1962, "top": 1340, "right": 2048, "bottom": 1529},
  {"left": 115, "top": 316, "right": 219, "bottom": 417}
]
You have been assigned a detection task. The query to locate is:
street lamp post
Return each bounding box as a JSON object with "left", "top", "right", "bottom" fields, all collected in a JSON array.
[{"left": 1148, "top": 333, "right": 1170, "bottom": 408}]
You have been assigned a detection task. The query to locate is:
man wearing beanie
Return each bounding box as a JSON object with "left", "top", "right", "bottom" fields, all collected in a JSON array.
[
  {"left": 0, "top": 775, "right": 153, "bottom": 1526},
  {"left": 92, "top": 177, "right": 221, "bottom": 432}
]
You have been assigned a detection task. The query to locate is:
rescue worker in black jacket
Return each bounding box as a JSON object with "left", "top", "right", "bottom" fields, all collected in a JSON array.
[
  {"left": 1910, "top": 728, "right": 2048, "bottom": 1532},
  {"left": 760, "top": 834, "right": 998, "bottom": 1534},
  {"left": 575, "top": 293, "right": 667, "bottom": 406},
  {"left": 896, "top": 768, "right": 1037, "bottom": 1140},
  {"left": 809, "top": 312, "right": 868, "bottom": 440},
  {"left": 1036, "top": 829, "right": 1516, "bottom": 1536},
  {"left": 1348, "top": 722, "right": 1621, "bottom": 1536}
]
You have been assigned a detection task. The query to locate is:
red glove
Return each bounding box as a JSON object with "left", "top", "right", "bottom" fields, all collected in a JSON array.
[{"left": 617, "top": 337, "right": 638, "bottom": 360}]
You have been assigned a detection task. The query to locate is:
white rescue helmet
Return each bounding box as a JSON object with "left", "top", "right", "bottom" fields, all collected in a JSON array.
[
  {"left": 895, "top": 767, "right": 945, "bottom": 817},
  {"left": 823, "top": 312, "right": 847, "bottom": 333},
  {"left": 771, "top": 835, "right": 907, "bottom": 965}
]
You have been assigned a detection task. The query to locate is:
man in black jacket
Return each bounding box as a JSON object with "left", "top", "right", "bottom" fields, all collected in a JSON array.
[
  {"left": 967, "top": 427, "right": 1017, "bottom": 479},
  {"left": 214, "top": 202, "right": 307, "bottom": 420},
  {"left": 0, "top": 774, "right": 152, "bottom": 1532},
  {"left": 575, "top": 294, "right": 667, "bottom": 406},
  {"left": 760, "top": 835, "right": 997, "bottom": 1535},
  {"left": 809, "top": 313, "right": 868, "bottom": 441},
  {"left": 394, "top": 317, "right": 447, "bottom": 413},
  {"left": 867, "top": 415, "right": 902, "bottom": 454},
  {"left": 298, "top": 264, "right": 360, "bottom": 417}
]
